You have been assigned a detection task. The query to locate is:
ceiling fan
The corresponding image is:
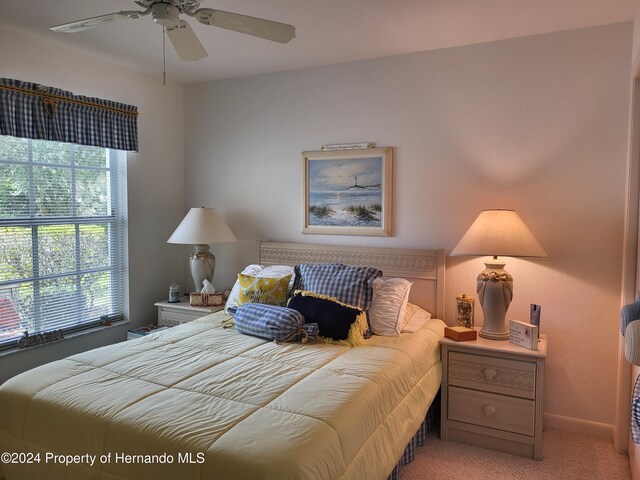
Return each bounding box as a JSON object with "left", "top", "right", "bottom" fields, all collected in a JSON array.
[{"left": 50, "top": 0, "right": 296, "bottom": 62}]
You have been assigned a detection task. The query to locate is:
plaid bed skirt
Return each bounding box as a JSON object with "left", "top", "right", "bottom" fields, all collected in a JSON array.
[{"left": 387, "top": 389, "right": 440, "bottom": 480}]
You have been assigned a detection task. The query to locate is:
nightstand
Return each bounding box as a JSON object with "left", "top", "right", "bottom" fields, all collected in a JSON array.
[
  {"left": 439, "top": 333, "right": 547, "bottom": 460},
  {"left": 154, "top": 301, "right": 224, "bottom": 327}
]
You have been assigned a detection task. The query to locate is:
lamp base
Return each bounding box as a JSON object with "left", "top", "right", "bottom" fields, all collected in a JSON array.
[
  {"left": 477, "top": 257, "right": 513, "bottom": 341},
  {"left": 479, "top": 329, "right": 510, "bottom": 340},
  {"left": 189, "top": 244, "right": 215, "bottom": 292}
]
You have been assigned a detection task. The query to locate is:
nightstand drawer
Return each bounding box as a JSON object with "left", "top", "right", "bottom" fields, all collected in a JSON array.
[
  {"left": 448, "top": 386, "right": 535, "bottom": 436},
  {"left": 449, "top": 351, "right": 536, "bottom": 399},
  {"left": 156, "top": 301, "right": 224, "bottom": 328},
  {"left": 159, "top": 310, "right": 200, "bottom": 326}
]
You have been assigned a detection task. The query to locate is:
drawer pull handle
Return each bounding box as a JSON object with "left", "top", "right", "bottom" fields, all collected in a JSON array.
[
  {"left": 483, "top": 404, "right": 496, "bottom": 417},
  {"left": 483, "top": 368, "right": 497, "bottom": 381}
]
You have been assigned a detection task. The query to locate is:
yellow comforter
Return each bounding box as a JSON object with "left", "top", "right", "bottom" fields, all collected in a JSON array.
[{"left": 0, "top": 312, "right": 444, "bottom": 480}]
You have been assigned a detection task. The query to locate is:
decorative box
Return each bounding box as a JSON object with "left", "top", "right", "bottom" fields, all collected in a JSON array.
[
  {"left": 190, "top": 292, "right": 224, "bottom": 307},
  {"left": 444, "top": 326, "right": 477, "bottom": 342}
]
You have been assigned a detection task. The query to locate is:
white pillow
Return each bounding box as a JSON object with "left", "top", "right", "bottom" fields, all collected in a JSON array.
[
  {"left": 368, "top": 278, "right": 413, "bottom": 336},
  {"left": 401, "top": 303, "right": 433, "bottom": 333},
  {"left": 224, "top": 264, "right": 295, "bottom": 314}
]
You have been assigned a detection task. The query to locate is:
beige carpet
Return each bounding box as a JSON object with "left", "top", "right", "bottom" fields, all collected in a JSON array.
[{"left": 400, "top": 429, "right": 631, "bottom": 480}]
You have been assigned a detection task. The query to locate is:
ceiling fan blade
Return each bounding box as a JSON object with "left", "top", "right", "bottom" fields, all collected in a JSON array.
[
  {"left": 50, "top": 11, "right": 145, "bottom": 33},
  {"left": 194, "top": 8, "right": 295, "bottom": 44},
  {"left": 166, "top": 20, "right": 208, "bottom": 61}
]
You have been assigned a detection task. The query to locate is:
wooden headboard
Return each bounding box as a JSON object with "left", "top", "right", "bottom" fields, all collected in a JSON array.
[{"left": 259, "top": 242, "right": 445, "bottom": 319}]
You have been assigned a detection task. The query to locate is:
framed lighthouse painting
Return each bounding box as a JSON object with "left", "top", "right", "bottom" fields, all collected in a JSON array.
[{"left": 302, "top": 147, "right": 393, "bottom": 236}]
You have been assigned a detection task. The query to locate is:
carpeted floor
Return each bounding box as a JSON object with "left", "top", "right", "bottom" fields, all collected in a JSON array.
[{"left": 400, "top": 429, "right": 631, "bottom": 479}]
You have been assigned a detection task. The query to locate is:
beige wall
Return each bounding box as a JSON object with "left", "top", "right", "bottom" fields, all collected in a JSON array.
[
  {"left": 184, "top": 23, "right": 632, "bottom": 433},
  {"left": 0, "top": 27, "right": 186, "bottom": 382}
]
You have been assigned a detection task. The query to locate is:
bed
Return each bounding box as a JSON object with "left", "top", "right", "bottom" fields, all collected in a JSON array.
[{"left": 0, "top": 242, "right": 446, "bottom": 480}]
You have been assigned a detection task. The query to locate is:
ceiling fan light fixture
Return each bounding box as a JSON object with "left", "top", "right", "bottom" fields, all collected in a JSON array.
[{"left": 152, "top": 3, "right": 180, "bottom": 27}]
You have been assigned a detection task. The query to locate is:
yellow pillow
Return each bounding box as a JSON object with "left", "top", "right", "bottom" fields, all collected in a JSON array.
[{"left": 238, "top": 273, "right": 292, "bottom": 307}]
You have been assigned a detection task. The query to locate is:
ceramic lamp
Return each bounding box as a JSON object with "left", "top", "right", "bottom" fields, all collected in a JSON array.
[
  {"left": 167, "top": 207, "right": 236, "bottom": 292},
  {"left": 450, "top": 209, "right": 547, "bottom": 340}
]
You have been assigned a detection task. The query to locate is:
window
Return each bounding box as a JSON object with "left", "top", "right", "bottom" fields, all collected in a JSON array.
[{"left": 0, "top": 135, "right": 127, "bottom": 349}]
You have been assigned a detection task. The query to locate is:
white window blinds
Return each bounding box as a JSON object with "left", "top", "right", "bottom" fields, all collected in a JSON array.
[{"left": 0, "top": 135, "right": 127, "bottom": 348}]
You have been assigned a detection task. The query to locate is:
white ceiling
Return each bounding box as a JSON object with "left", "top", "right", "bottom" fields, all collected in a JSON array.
[{"left": 1, "top": 0, "right": 637, "bottom": 84}]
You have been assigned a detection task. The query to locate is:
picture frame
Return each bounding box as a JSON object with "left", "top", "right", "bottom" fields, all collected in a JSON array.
[{"left": 302, "top": 147, "right": 393, "bottom": 236}]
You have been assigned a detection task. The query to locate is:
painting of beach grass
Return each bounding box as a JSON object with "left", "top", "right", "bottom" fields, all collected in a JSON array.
[{"left": 302, "top": 147, "right": 392, "bottom": 236}]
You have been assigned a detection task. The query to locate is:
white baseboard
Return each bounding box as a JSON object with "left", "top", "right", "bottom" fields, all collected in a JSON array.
[{"left": 544, "top": 412, "right": 613, "bottom": 439}]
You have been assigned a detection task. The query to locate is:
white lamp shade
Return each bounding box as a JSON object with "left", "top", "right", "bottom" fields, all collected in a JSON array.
[
  {"left": 450, "top": 209, "right": 547, "bottom": 258},
  {"left": 167, "top": 207, "right": 237, "bottom": 245}
]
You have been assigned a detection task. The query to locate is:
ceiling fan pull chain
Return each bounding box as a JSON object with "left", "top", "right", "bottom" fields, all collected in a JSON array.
[{"left": 162, "top": 26, "right": 167, "bottom": 86}]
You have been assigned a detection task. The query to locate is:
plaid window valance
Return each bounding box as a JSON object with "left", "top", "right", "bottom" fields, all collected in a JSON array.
[{"left": 0, "top": 78, "right": 138, "bottom": 151}]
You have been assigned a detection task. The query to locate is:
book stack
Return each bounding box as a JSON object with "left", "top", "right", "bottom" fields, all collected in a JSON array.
[{"left": 127, "top": 324, "right": 169, "bottom": 340}]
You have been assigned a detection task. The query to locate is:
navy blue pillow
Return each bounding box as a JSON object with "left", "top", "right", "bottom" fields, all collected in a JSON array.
[{"left": 288, "top": 291, "right": 366, "bottom": 345}]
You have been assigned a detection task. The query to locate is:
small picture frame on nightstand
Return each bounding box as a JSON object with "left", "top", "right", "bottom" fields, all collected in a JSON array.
[{"left": 509, "top": 319, "right": 538, "bottom": 350}]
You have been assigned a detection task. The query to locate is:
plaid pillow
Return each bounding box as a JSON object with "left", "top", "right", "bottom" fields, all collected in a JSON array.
[
  {"left": 292, "top": 263, "right": 382, "bottom": 312},
  {"left": 233, "top": 303, "right": 318, "bottom": 343},
  {"left": 633, "top": 375, "right": 640, "bottom": 444}
]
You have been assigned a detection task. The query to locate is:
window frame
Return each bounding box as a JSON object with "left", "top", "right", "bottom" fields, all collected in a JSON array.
[{"left": 0, "top": 137, "right": 127, "bottom": 350}]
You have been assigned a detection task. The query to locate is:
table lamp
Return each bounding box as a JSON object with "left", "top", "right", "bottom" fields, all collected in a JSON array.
[
  {"left": 450, "top": 209, "right": 547, "bottom": 340},
  {"left": 167, "top": 207, "right": 237, "bottom": 292}
]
